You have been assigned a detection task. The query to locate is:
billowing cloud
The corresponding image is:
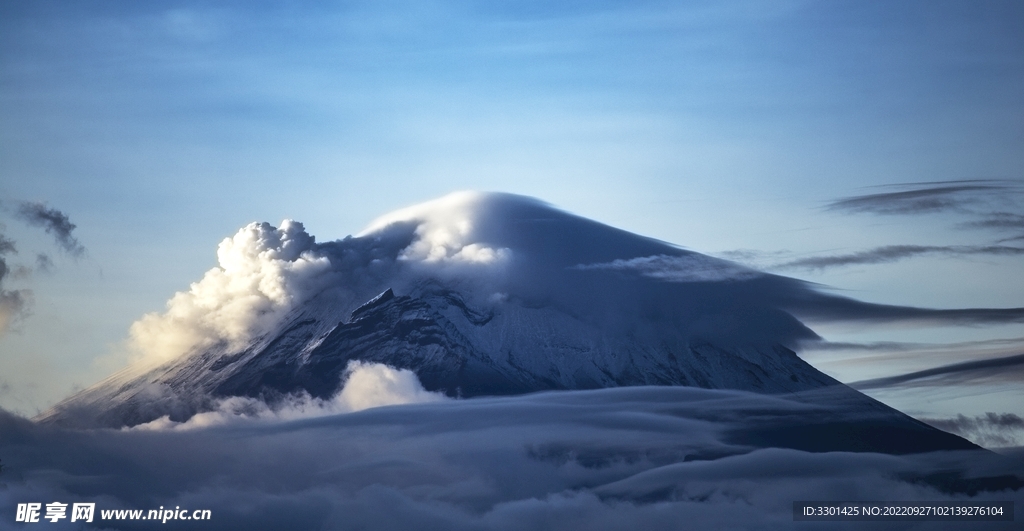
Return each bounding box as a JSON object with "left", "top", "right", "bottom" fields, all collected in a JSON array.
[
  {"left": 360, "top": 191, "right": 512, "bottom": 265},
  {"left": 126, "top": 220, "right": 339, "bottom": 367},
  {"left": 336, "top": 360, "right": 447, "bottom": 411},
  {"left": 773, "top": 244, "right": 1024, "bottom": 271},
  {"left": 122, "top": 195, "right": 528, "bottom": 370},
  {"left": 15, "top": 201, "right": 85, "bottom": 256},
  {"left": 133, "top": 361, "right": 447, "bottom": 430}
]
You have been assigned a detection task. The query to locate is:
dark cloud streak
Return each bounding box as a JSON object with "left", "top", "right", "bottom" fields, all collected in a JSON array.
[
  {"left": 849, "top": 353, "right": 1024, "bottom": 389},
  {"left": 961, "top": 211, "right": 1024, "bottom": 231},
  {"left": 825, "top": 180, "right": 1024, "bottom": 243},
  {"left": 785, "top": 288, "right": 1024, "bottom": 326},
  {"left": 799, "top": 340, "right": 924, "bottom": 352},
  {"left": 826, "top": 183, "right": 1009, "bottom": 215},
  {"left": 0, "top": 202, "right": 84, "bottom": 333},
  {"left": 800, "top": 336, "right": 1024, "bottom": 354},
  {"left": 16, "top": 201, "right": 85, "bottom": 256},
  {"left": 35, "top": 253, "right": 53, "bottom": 273},
  {"left": 0, "top": 232, "right": 29, "bottom": 334},
  {"left": 773, "top": 244, "right": 1024, "bottom": 271}
]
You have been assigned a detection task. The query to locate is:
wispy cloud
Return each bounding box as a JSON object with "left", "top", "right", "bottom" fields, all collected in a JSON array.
[
  {"left": 572, "top": 254, "right": 762, "bottom": 283},
  {"left": 960, "top": 211, "right": 1024, "bottom": 231},
  {"left": 849, "top": 353, "right": 1024, "bottom": 389},
  {"left": 923, "top": 413, "right": 1024, "bottom": 448},
  {"left": 825, "top": 180, "right": 1019, "bottom": 216},
  {"left": 799, "top": 340, "right": 925, "bottom": 352},
  {"left": 34, "top": 253, "right": 53, "bottom": 273},
  {"left": 718, "top": 181, "right": 1024, "bottom": 272},
  {"left": 773, "top": 244, "right": 1024, "bottom": 271},
  {"left": 825, "top": 180, "right": 1024, "bottom": 245},
  {"left": 801, "top": 336, "right": 1024, "bottom": 353},
  {"left": 0, "top": 231, "right": 30, "bottom": 335},
  {"left": 0, "top": 202, "right": 85, "bottom": 334},
  {"left": 790, "top": 296, "right": 1024, "bottom": 326},
  {"left": 16, "top": 202, "right": 86, "bottom": 256}
]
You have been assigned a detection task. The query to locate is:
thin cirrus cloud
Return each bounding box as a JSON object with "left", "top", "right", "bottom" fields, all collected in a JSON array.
[
  {"left": 772, "top": 244, "right": 1024, "bottom": 271},
  {"left": 849, "top": 352, "right": 1024, "bottom": 390},
  {"left": 801, "top": 336, "right": 1024, "bottom": 353},
  {"left": 721, "top": 180, "right": 1024, "bottom": 272},
  {"left": 961, "top": 212, "right": 1024, "bottom": 230},
  {"left": 826, "top": 179, "right": 1024, "bottom": 240},
  {"left": 824, "top": 181, "right": 1013, "bottom": 215}
]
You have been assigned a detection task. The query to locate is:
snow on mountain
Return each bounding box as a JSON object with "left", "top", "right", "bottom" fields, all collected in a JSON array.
[{"left": 31, "top": 193, "right": 987, "bottom": 452}]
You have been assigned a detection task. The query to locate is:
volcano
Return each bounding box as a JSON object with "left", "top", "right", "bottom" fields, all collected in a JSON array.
[{"left": 37, "top": 192, "right": 979, "bottom": 453}]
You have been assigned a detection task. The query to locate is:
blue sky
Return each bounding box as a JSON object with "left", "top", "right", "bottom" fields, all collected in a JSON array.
[{"left": 1, "top": 0, "right": 1022, "bottom": 436}]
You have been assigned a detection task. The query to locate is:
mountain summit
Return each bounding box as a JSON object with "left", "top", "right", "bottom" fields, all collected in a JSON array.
[{"left": 36, "top": 192, "right": 979, "bottom": 452}]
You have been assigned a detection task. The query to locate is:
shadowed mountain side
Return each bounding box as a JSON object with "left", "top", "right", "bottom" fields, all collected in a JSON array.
[{"left": 213, "top": 287, "right": 836, "bottom": 401}]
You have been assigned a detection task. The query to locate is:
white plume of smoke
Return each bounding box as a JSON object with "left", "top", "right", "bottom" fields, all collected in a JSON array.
[
  {"left": 127, "top": 220, "right": 335, "bottom": 367},
  {"left": 132, "top": 361, "right": 447, "bottom": 430},
  {"left": 123, "top": 194, "right": 517, "bottom": 370}
]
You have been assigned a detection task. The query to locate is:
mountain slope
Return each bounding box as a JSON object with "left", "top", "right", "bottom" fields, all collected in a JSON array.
[{"left": 35, "top": 192, "right": 983, "bottom": 452}]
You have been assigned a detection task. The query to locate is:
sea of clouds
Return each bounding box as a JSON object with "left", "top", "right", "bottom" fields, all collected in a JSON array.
[{"left": 3, "top": 386, "right": 1022, "bottom": 530}]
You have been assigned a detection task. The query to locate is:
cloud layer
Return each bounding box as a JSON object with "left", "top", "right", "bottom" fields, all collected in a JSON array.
[{"left": 2, "top": 387, "right": 1021, "bottom": 530}]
